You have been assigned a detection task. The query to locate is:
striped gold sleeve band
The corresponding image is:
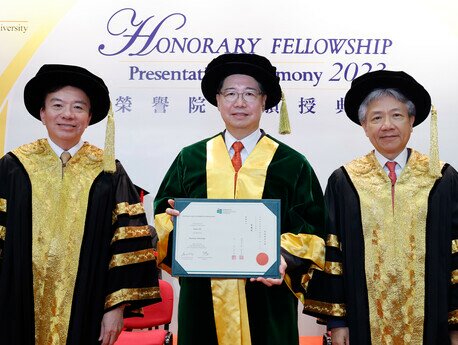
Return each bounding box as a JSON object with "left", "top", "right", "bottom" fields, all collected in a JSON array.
[
  {"left": 302, "top": 298, "right": 346, "bottom": 318},
  {"left": 109, "top": 248, "right": 155, "bottom": 269},
  {"left": 452, "top": 239, "right": 458, "bottom": 254},
  {"left": 451, "top": 269, "right": 458, "bottom": 285},
  {"left": 112, "top": 202, "right": 145, "bottom": 222},
  {"left": 0, "top": 198, "right": 6, "bottom": 212},
  {"left": 324, "top": 261, "right": 343, "bottom": 275},
  {"left": 104, "top": 286, "right": 161, "bottom": 309},
  {"left": 0, "top": 225, "right": 6, "bottom": 240},
  {"left": 326, "top": 234, "right": 341, "bottom": 249},
  {"left": 111, "top": 225, "right": 151, "bottom": 244}
]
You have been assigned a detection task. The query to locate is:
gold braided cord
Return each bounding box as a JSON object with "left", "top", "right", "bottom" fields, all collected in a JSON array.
[
  {"left": 104, "top": 286, "right": 161, "bottom": 309},
  {"left": 0, "top": 198, "right": 6, "bottom": 212},
  {"left": 111, "top": 225, "right": 151, "bottom": 244},
  {"left": 103, "top": 103, "right": 116, "bottom": 173},
  {"left": 302, "top": 298, "right": 346, "bottom": 317},
  {"left": 429, "top": 105, "right": 441, "bottom": 178},
  {"left": 109, "top": 248, "right": 155, "bottom": 269},
  {"left": 279, "top": 91, "right": 291, "bottom": 134}
]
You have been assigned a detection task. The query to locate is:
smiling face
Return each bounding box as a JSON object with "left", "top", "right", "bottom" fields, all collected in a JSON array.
[
  {"left": 362, "top": 95, "right": 415, "bottom": 160},
  {"left": 215, "top": 74, "right": 267, "bottom": 140},
  {"left": 40, "top": 85, "right": 92, "bottom": 150}
]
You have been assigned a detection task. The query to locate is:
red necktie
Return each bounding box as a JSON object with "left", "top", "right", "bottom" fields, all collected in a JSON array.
[
  {"left": 231, "top": 141, "right": 244, "bottom": 172},
  {"left": 231, "top": 142, "right": 244, "bottom": 193},
  {"left": 386, "top": 161, "right": 397, "bottom": 209}
]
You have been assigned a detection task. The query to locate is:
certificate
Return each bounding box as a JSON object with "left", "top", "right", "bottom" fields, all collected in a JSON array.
[{"left": 172, "top": 198, "right": 281, "bottom": 278}]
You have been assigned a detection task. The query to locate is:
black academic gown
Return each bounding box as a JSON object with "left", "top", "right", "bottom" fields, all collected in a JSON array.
[
  {"left": 0, "top": 145, "right": 160, "bottom": 345},
  {"left": 304, "top": 153, "right": 458, "bottom": 344}
]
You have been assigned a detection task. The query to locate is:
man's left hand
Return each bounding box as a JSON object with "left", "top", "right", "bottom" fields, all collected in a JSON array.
[
  {"left": 250, "top": 255, "right": 286, "bottom": 287},
  {"left": 99, "top": 305, "right": 125, "bottom": 345}
]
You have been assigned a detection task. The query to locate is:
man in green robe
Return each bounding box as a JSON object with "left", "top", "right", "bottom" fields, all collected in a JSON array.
[
  {"left": 154, "top": 53, "right": 326, "bottom": 345},
  {"left": 303, "top": 70, "right": 458, "bottom": 344},
  {"left": 0, "top": 64, "right": 160, "bottom": 345}
]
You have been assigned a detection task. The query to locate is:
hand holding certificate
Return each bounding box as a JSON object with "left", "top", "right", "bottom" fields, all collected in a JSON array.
[{"left": 172, "top": 198, "right": 281, "bottom": 278}]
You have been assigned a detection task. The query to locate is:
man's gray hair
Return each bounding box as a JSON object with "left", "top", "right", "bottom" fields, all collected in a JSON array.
[{"left": 358, "top": 88, "right": 416, "bottom": 124}]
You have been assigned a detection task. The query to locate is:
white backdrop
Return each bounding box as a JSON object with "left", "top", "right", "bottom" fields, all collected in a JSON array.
[{"left": 2, "top": 0, "right": 458, "bottom": 337}]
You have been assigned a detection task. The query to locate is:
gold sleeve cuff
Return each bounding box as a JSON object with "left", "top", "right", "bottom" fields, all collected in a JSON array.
[
  {"left": 111, "top": 225, "right": 151, "bottom": 244},
  {"left": 452, "top": 239, "right": 458, "bottom": 254},
  {"left": 324, "top": 261, "right": 343, "bottom": 275},
  {"left": 0, "top": 225, "right": 5, "bottom": 240},
  {"left": 281, "top": 233, "right": 325, "bottom": 269},
  {"left": 109, "top": 248, "right": 156, "bottom": 269},
  {"left": 452, "top": 269, "right": 458, "bottom": 285},
  {"left": 302, "top": 298, "right": 346, "bottom": 318},
  {"left": 112, "top": 202, "right": 145, "bottom": 223},
  {"left": 104, "top": 286, "right": 161, "bottom": 309},
  {"left": 154, "top": 212, "right": 174, "bottom": 273},
  {"left": 0, "top": 198, "right": 6, "bottom": 212}
]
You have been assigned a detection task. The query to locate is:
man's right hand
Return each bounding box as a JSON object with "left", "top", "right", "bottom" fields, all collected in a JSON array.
[{"left": 331, "top": 327, "right": 350, "bottom": 345}]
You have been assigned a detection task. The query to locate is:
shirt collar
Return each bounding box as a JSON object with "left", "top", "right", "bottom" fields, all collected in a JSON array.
[
  {"left": 374, "top": 148, "right": 408, "bottom": 170},
  {"left": 47, "top": 137, "right": 84, "bottom": 158},
  {"left": 224, "top": 129, "right": 262, "bottom": 155}
]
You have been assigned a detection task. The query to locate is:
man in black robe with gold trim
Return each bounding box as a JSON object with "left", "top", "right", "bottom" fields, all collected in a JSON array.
[
  {"left": 0, "top": 64, "right": 160, "bottom": 345},
  {"left": 154, "top": 53, "right": 326, "bottom": 345},
  {"left": 303, "top": 70, "right": 458, "bottom": 344}
]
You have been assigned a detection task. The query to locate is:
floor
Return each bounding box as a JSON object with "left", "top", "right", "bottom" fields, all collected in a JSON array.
[{"left": 171, "top": 335, "right": 324, "bottom": 344}]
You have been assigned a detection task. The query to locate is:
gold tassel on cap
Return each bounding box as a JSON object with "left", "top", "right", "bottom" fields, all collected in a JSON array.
[
  {"left": 103, "top": 103, "right": 116, "bottom": 173},
  {"left": 429, "top": 105, "right": 441, "bottom": 178},
  {"left": 279, "top": 91, "right": 291, "bottom": 135}
]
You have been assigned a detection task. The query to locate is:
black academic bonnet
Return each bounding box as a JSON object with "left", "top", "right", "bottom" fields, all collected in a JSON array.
[
  {"left": 201, "top": 53, "right": 282, "bottom": 109},
  {"left": 344, "top": 70, "right": 431, "bottom": 127},
  {"left": 24, "top": 64, "right": 110, "bottom": 125}
]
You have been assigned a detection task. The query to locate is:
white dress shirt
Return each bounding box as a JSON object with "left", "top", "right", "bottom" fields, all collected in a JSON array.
[
  {"left": 375, "top": 148, "right": 409, "bottom": 179},
  {"left": 47, "top": 136, "right": 84, "bottom": 159},
  {"left": 224, "top": 129, "right": 262, "bottom": 164}
]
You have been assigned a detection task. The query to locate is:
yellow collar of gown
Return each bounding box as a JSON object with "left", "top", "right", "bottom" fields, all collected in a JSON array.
[{"left": 206, "top": 133, "right": 279, "bottom": 345}]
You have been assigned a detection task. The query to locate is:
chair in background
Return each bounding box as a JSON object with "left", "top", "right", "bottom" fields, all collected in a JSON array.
[{"left": 115, "top": 279, "right": 174, "bottom": 345}]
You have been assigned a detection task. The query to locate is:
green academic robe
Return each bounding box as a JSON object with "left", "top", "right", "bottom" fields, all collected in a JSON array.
[{"left": 154, "top": 132, "right": 326, "bottom": 345}]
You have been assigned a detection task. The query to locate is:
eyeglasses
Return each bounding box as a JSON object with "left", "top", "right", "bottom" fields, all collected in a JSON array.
[{"left": 219, "top": 89, "right": 263, "bottom": 103}]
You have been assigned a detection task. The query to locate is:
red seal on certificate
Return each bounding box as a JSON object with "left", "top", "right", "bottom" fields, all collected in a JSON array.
[{"left": 256, "top": 252, "right": 269, "bottom": 266}]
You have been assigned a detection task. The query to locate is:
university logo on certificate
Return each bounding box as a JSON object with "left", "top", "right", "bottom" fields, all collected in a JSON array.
[{"left": 172, "top": 198, "right": 281, "bottom": 278}]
